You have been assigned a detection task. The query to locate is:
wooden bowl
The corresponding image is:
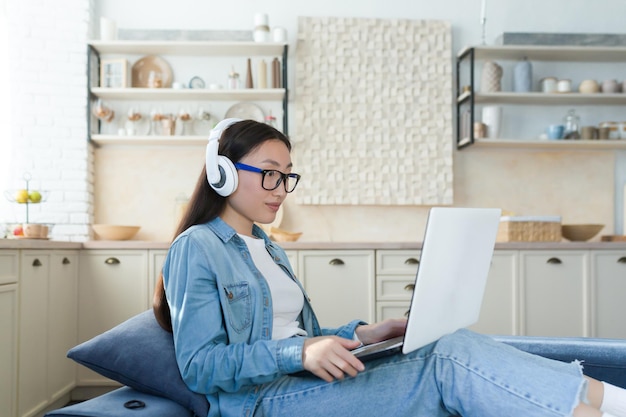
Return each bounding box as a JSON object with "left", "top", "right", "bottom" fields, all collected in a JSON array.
[
  {"left": 561, "top": 224, "right": 604, "bottom": 242},
  {"left": 269, "top": 227, "right": 302, "bottom": 242},
  {"left": 92, "top": 224, "right": 140, "bottom": 240}
]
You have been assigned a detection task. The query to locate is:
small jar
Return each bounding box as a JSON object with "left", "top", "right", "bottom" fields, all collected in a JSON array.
[
  {"left": 540, "top": 77, "right": 557, "bottom": 93},
  {"left": 147, "top": 71, "right": 163, "bottom": 88},
  {"left": 563, "top": 109, "right": 580, "bottom": 139},
  {"left": 473, "top": 122, "right": 486, "bottom": 139},
  {"left": 619, "top": 122, "right": 626, "bottom": 139},
  {"left": 601, "top": 79, "right": 621, "bottom": 94},
  {"left": 265, "top": 111, "right": 277, "bottom": 128},
  {"left": 556, "top": 79, "right": 571, "bottom": 93},
  {"left": 599, "top": 121, "right": 620, "bottom": 139},
  {"left": 227, "top": 68, "right": 240, "bottom": 90},
  {"left": 253, "top": 13, "right": 270, "bottom": 42}
]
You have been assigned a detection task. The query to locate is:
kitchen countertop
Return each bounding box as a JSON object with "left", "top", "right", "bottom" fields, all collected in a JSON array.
[
  {"left": 2, "top": 239, "right": 626, "bottom": 250},
  {"left": 0, "top": 239, "right": 82, "bottom": 249}
]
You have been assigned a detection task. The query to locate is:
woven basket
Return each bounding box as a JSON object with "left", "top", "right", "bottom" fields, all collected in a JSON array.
[{"left": 497, "top": 216, "right": 562, "bottom": 242}]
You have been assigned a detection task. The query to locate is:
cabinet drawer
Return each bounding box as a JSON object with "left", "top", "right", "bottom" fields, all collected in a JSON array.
[
  {"left": 376, "top": 301, "right": 410, "bottom": 321},
  {"left": 376, "top": 275, "right": 414, "bottom": 301},
  {"left": 0, "top": 250, "right": 18, "bottom": 285},
  {"left": 376, "top": 250, "right": 421, "bottom": 275}
]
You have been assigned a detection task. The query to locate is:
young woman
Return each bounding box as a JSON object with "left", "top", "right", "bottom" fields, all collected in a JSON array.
[{"left": 154, "top": 118, "right": 626, "bottom": 417}]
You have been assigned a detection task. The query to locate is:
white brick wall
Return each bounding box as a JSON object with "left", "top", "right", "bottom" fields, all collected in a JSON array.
[{"left": 3, "top": 0, "right": 94, "bottom": 241}]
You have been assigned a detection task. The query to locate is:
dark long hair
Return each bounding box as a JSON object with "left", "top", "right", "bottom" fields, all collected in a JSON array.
[{"left": 153, "top": 120, "right": 292, "bottom": 332}]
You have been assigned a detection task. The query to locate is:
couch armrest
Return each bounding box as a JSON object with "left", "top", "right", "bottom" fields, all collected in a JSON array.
[{"left": 493, "top": 335, "right": 626, "bottom": 389}]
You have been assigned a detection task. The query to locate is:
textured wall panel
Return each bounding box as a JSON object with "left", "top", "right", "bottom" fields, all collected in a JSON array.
[{"left": 294, "top": 17, "right": 453, "bottom": 205}]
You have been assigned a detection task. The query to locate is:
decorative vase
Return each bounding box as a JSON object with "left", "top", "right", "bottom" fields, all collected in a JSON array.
[
  {"left": 480, "top": 61, "right": 503, "bottom": 93},
  {"left": 482, "top": 106, "right": 502, "bottom": 139},
  {"left": 513, "top": 57, "right": 532, "bottom": 92},
  {"left": 245, "top": 58, "right": 254, "bottom": 89}
]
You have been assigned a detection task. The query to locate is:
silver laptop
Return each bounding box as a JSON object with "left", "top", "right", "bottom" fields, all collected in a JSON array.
[{"left": 352, "top": 207, "right": 502, "bottom": 361}]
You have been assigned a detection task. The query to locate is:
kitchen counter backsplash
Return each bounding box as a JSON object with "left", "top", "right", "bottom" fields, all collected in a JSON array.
[{"left": 1, "top": 239, "right": 625, "bottom": 250}]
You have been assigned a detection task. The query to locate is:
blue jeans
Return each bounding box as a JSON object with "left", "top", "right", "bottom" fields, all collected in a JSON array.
[{"left": 253, "top": 329, "right": 585, "bottom": 417}]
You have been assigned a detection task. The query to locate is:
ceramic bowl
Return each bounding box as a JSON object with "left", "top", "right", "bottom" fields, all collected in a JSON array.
[
  {"left": 92, "top": 224, "right": 140, "bottom": 240},
  {"left": 269, "top": 227, "right": 302, "bottom": 242},
  {"left": 561, "top": 224, "right": 604, "bottom": 241}
]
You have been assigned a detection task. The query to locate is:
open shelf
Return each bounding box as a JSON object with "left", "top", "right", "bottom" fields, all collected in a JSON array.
[
  {"left": 91, "top": 135, "right": 208, "bottom": 146},
  {"left": 472, "top": 92, "right": 626, "bottom": 105},
  {"left": 88, "top": 40, "right": 287, "bottom": 56},
  {"left": 90, "top": 87, "right": 286, "bottom": 101},
  {"left": 458, "top": 45, "right": 626, "bottom": 62},
  {"left": 460, "top": 138, "right": 626, "bottom": 150}
]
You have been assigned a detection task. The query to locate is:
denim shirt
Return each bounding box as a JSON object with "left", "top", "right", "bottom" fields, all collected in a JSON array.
[{"left": 162, "top": 217, "right": 364, "bottom": 417}]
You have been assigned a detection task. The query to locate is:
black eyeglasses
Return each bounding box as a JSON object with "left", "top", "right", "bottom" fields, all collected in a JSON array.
[{"left": 234, "top": 162, "right": 301, "bottom": 193}]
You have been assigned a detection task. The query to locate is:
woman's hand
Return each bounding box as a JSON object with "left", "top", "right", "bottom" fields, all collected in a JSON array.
[
  {"left": 302, "top": 336, "right": 365, "bottom": 382},
  {"left": 354, "top": 318, "right": 407, "bottom": 346}
]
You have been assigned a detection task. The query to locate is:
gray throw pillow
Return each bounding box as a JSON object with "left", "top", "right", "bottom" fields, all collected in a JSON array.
[{"left": 67, "top": 310, "right": 209, "bottom": 417}]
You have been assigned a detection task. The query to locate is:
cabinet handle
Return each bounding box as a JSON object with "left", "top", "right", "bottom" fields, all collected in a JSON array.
[
  {"left": 404, "top": 283, "right": 415, "bottom": 292},
  {"left": 404, "top": 258, "right": 419, "bottom": 265},
  {"left": 328, "top": 258, "right": 344, "bottom": 266},
  {"left": 62, "top": 257, "right": 71, "bottom": 265},
  {"left": 32, "top": 258, "right": 42, "bottom": 267},
  {"left": 618, "top": 257, "right": 626, "bottom": 264},
  {"left": 105, "top": 257, "right": 121, "bottom": 265},
  {"left": 546, "top": 257, "right": 562, "bottom": 265}
]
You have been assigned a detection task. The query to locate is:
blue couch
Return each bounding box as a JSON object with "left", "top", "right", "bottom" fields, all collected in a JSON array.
[{"left": 45, "top": 310, "right": 626, "bottom": 417}]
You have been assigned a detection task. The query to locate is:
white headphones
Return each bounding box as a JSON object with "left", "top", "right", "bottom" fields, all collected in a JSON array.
[{"left": 205, "top": 118, "right": 243, "bottom": 197}]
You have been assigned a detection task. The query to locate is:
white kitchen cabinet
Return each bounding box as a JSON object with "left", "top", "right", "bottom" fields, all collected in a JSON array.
[
  {"left": 18, "top": 251, "right": 78, "bottom": 417},
  {"left": 520, "top": 250, "right": 589, "bottom": 337},
  {"left": 0, "top": 250, "right": 19, "bottom": 285},
  {"left": 299, "top": 250, "right": 375, "bottom": 327},
  {"left": 0, "top": 251, "right": 18, "bottom": 417},
  {"left": 284, "top": 250, "right": 298, "bottom": 279},
  {"left": 591, "top": 250, "right": 626, "bottom": 338},
  {"left": 375, "top": 250, "right": 420, "bottom": 321},
  {"left": 78, "top": 250, "right": 148, "bottom": 385},
  {"left": 47, "top": 252, "right": 79, "bottom": 403},
  {"left": 470, "top": 251, "right": 518, "bottom": 336},
  {"left": 148, "top": 249, "right": 168, "bottom": 306},
  {"left": 18, "top": 252, "right": 50, "bottom": 417},
  {"left": 0, "top": 284, "right": 17, "bottom": 417}
]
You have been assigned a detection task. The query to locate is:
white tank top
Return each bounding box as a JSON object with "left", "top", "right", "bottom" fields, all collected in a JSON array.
[{"left": 239, "top": 234, "right": 307, "bottom": 339}]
